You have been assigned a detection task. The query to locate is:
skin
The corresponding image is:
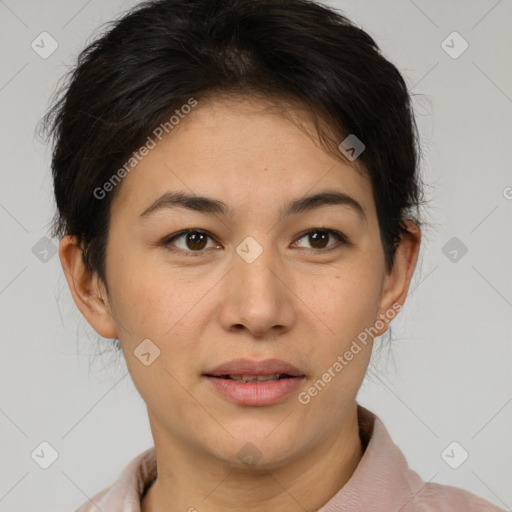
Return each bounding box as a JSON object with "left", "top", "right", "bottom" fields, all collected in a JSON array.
[{"left": 59, "top": 96, "right": 420, "bottom": 512}]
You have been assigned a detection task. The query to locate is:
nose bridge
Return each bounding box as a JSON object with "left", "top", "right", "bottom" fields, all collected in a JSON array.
[
  {"left": 219, "top": 233, "right": 294, "bottom": 335},
  {"left": 235, "top": 233, "right": 283, "bottom": 303}
]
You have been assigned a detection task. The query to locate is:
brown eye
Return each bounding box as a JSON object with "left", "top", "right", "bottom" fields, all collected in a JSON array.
[
  {"left": 293, "top": 229, "right": 348, "bottom": 252},
  {"left": 308, "top": 230, "right": 330, "bottom": 249},
  {"left": 183, "top": 231, "right": 208, "bottom": 250},
  {"left": 163, "top": 229, "right": 220, "bottom": 255}
]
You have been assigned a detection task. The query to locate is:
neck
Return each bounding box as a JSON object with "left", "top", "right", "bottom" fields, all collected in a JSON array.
[{"left": 141, "top": 404, "right": 363, "bottom": 512}]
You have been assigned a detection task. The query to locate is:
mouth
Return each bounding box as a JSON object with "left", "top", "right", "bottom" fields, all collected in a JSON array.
[
  {"left": 203, "top": 358, "right": 305, "bottom": 379},
  {"left": 202, "top": 359, "right": 306, "bottom": 406},
  {"left": 205, "top": 373, "right": 298, "bottom": 382}
]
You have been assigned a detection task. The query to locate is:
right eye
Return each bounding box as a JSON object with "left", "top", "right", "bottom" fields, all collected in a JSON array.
[{"left": 161, "top": 229, "right": 222, "bottom": 256}]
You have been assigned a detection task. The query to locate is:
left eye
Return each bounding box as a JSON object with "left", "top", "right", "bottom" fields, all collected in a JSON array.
[
  {"left": 292, "top": 229, "right": 348, "bottom": 251},
  {"left": 162, "top": 228, "right": 348, "bottom": 255}
]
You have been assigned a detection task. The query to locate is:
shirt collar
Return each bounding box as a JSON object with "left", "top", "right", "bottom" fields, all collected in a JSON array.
[{"left": 317, "top": 405, "right": 424, "bottom": 511}]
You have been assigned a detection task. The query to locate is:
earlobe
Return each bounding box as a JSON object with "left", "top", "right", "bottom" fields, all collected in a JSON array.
[
  {"left": 58, "top": 235, "right": 118, "bottom": 339},
  {"left": 376, "top": 221, "right": 421, "bottom": 333}
]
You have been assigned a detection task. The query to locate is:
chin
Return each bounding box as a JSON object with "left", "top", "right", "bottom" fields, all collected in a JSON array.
[{"left": 207, "top": 432, "right": 305, "bottom": 471}]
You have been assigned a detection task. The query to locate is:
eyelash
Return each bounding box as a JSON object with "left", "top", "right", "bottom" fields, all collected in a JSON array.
[{"left": 161, "top": 228, "right": 350, "bottom": 257}]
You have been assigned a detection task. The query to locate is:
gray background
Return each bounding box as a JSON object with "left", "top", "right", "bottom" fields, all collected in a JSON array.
[{"left": 0, "top": 0, "right": 511, "bottom": 510}]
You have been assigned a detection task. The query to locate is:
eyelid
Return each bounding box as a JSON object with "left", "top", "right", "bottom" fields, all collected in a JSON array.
[{"left": 161, "top": 228, "right": 349, "bottom": 255}]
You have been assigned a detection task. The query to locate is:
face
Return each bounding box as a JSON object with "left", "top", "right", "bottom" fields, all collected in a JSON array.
[{"left": 74, "top": 97, "right": 412, "bottom": 469}]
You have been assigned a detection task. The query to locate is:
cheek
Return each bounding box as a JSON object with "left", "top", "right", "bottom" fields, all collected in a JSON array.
[
  {"left": 299, "top": 270, "right": 381, "bottom": 413},
  {"left": 305, "top": 263, "right": 383, "bottom": 342},
  {"left": 105, "top": 242, "right": 179, "bottom": 336},
  {"left": 296, "top": 259, "right": 383, "bottom": 403},
  {"left": 105, "top": 253, "right": 218, "bottom": 379}
]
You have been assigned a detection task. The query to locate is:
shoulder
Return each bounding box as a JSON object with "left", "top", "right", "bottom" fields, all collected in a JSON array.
[
  {"left": 412, "top": 481, "right": 505, "bottom": 511},
  {"left": 343, "top": 406, "right": 506, "bottom": 512}
]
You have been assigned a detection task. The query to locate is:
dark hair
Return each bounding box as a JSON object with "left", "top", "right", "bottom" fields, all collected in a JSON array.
[{"left": 41, "top": 0, "right": 425, "bottom": 286}]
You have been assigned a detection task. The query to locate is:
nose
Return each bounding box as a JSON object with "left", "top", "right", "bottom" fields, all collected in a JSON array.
[{"left": 217, "top": 242, "right": 296, "bottom": 339}]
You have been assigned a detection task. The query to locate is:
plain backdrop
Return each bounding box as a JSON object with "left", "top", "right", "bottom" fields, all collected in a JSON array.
[{"left": 0, "top": 0, "right": 511, "bottom": 510}]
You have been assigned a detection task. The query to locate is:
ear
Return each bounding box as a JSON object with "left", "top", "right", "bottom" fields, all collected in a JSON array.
[
  {"left": 374, "top": 220, "right": 421, "bottom": 335},
  {"left": 58, "top": 235, "right": 118, "bottom": 339}
]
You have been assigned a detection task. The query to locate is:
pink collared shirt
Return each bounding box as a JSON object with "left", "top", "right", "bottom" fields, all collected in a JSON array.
[{"left": 76, "top": 405, "right": 505, "bottom": 511}]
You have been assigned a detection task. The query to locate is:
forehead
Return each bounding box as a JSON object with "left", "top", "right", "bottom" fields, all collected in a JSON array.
[{"left": 110, "top": 97, "right": 376, "bottom": 223}]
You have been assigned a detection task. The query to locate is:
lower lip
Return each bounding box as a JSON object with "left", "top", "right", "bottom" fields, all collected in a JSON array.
[{"left": 203, "top": 376, "right": 305, "bottom": 406}]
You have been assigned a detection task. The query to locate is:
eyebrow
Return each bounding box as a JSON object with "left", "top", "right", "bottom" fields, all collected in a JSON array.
[{"left": 139, "top": 190, "right": 367, "bottom": 222}]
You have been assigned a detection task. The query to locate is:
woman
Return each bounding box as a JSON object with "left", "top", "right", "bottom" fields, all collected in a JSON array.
[{"left": 41, "top": 0, "right": 504, "bottom": 510}]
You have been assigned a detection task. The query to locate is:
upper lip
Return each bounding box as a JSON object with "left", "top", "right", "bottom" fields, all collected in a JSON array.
[{"left": 203, "top": 358, "right": 305, "bottom": 377}]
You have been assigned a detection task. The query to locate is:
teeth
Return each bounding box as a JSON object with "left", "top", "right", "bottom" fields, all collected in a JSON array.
[{"left": 226, "top": 374, "right": 284, "bottom": 383}]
